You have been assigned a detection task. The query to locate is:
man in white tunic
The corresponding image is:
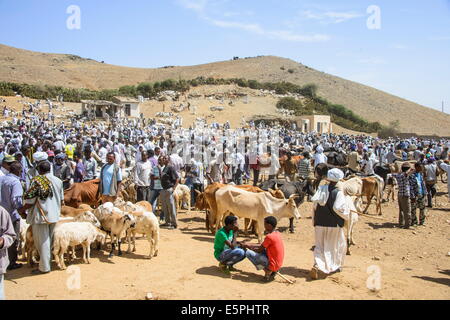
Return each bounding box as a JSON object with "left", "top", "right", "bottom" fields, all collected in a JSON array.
[
  {"left": 314, "top": 145, "right": 328, "bottom": 168},
  {"left": 310, "top": 168, "right": 349, "bottom": 280},
  {"left": 19, "top": 161, "right": 63, "bottom": 274}
]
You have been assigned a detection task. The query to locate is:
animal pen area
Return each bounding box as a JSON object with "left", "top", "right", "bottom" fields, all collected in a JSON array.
[{"left": 5, "top": 180, "right": 450, "bottom": 300}]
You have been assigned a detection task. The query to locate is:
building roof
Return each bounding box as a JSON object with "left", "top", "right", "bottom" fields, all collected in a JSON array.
[
  {"left": 81, "top": 100, "right": 120, "bottom": 107},
  {"left": 113, "top": 96, "right": 140, "bottom": 104}
]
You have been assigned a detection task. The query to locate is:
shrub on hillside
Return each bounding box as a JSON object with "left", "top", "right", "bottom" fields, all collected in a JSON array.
[
  {"left": 378, "top": 120, "right": 400, "bottom": 139},
  {"left": 276, "top": 97, "right": 303, "bottom": 110}
]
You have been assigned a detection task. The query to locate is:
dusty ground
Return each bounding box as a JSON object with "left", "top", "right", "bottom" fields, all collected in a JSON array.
[{"left": 5, "top": 182, "right": 450, "bottom": 300}]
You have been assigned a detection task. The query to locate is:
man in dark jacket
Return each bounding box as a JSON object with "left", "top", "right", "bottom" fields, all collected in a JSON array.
[{"left": 160, "top": 155, "right": 179, "bottom": 229}]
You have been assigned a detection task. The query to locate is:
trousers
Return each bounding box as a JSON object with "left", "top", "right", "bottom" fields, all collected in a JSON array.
[
  {"left": 160, "top": 188, "right": 177, "bottom": 226},
  {"left": 219, "top": 248, "right": 246, "bottom": 266},
  {"left": 398, "top": 196, "right": 411, "bottom": 227},
  {"left": 426, "top": 183, "right": 436, "bottom": 207},
  {"left": 136, "top": 186, "right": 151, "bottom": 202},
  {"left": 411, "top": 195, "right": 426, "bottom": 224},
  {"left": 32, "top": 223, "right": 56, "bottom": 272},
  {"left": 149, "top": 189, "right": 162, "bottom": 214},
  {"left": 245, "top": 249, "right": 269, "bottom": 270},
  {"left": 7, "top": 219, "right": 20, "bottom": 267}
]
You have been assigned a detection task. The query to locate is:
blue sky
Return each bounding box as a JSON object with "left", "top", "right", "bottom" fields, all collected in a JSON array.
[{"left": 0, "top": 0, "right": 449, "bottom": 113}]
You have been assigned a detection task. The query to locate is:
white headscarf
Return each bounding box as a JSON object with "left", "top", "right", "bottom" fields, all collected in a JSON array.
[
  {"left": 33, "top": 152, "right": 48, "bottom": 162},
  {"left": 327, "top": 168, "right": 344, "bottom": 182}
]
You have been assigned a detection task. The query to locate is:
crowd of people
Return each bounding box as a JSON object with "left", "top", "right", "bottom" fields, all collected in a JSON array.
[{"left": 1, "top": 98, "right": 450, "bottom": 297}]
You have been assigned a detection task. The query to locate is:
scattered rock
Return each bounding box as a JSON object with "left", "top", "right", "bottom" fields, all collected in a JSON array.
[
  {"left": 447, "top": 252, "right": 450, "bottom": 257},
  {"left": 372, "top": 256, "right": 381, "bottom": 261},
  {"left": 145, "top": 292, "right": 154, "bottom": 300},
  {"left": 384, "top": 252, "right": 391, "bottom": 257},
  {"left": 412, "top": 231, "right": 417, "bottom": 235}
]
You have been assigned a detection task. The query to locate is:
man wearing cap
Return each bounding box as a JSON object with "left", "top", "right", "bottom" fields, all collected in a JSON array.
[
  {"left": 0, "top": 155, "right": 15, "bottom": 177},
  {"left": 310, "top": 168, "right": 350, "bottom": 280}
]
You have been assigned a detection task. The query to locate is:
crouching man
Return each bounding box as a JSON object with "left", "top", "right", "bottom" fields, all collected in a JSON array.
[
  {"left": 241, "top": 216, "right": 285, "bottom": 282},
  {"left": 213, "top": 216, "right": 245, "bottom": 274}
]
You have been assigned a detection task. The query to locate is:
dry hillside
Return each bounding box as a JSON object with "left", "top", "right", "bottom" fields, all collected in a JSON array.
[{"left": 1, "top": 44, "right": 449, "bottom": 136}]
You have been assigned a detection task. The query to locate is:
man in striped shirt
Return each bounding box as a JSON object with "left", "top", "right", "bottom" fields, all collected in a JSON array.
[
  {"left": 392, "top": 163, "right": 416, "bottom": 229},
  {"left": 298, "top": 152, "right": 312, "bottom": 180}
]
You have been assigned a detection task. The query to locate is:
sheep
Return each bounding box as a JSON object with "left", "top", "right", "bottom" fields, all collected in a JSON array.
[
  {"left": 124, "top": 204, "right": 160, "bottom": 259},
  {"left": 174, "top": 184, "right": 191, "bottom": 212},
  {"left": 96, "top": 208, "right": 136, "bottom": 258},
  {"left": 23, "top": 211, "right": 102, "bottom": 267},
  {"left": 53, "top": 222, "right": 107, "bottom": 270},
  {"left": 19, "top": 218, "right": 30, "bottom": 259},
  {"left": 23, "top": 225, "right": 39, "bottom": 266}
]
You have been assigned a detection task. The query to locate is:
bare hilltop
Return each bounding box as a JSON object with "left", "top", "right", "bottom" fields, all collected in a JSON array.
[{"left": 1, "top": 44, "right": 449, "bottom": 136}]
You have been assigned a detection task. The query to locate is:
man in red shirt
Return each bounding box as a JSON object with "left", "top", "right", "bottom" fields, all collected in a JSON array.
[{"left": 241, "top": 216, "right": 285, "bottom": 282}]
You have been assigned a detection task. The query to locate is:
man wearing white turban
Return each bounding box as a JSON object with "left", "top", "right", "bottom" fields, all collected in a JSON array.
[
  {"left": 310, "top": 168, "right": 349, "bottom": 280},
  {"left": 313, "top": 145, "right": 328, "bottom": 168},
  {"left": 28, "top": 152, "right": 53, "bottom": 179}
]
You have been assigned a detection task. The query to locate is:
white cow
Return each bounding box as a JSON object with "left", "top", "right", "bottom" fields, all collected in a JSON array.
[{"left": 215, "top": 186, "right": 300, "bottom": 242}]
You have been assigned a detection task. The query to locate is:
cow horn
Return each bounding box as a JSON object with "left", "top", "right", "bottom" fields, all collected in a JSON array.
[
  {"left": 289, "top": 194, "right": 299, "bottom": 200},
  {"left": 274, "top": 183, "right": 279, "bottom": 190},
  {"left": 194, "top": 189, "right": 202, "bottom": 195}
]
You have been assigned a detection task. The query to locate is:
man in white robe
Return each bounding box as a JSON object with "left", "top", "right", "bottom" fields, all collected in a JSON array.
[{"left": 310, "top": 168, "right": 349, "bottom": 280}]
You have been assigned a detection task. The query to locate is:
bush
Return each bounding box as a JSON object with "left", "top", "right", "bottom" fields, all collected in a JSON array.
[
  {"left": 378, "top": 120, "right": 400, "bottom": 139},
  {"left": 118, "top": 85, "right": 137, "bottom": 96},
  {"left": 276, "top": 97, "right": 302, "bottom": 110},
  {"left": 288, "top": 69, "right": 295, "bottom": 74}
]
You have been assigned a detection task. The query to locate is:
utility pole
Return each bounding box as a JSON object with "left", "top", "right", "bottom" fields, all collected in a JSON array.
[{"left": 442, "top": 101, "right": 445, "bottom": 113}]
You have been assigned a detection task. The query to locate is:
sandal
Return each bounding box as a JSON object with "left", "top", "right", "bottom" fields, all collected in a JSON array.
[
  {"left": 218, "top": 263, "right": 230, "bottom": 275},
  {"left": 310, "top": 266, "right": 319, "bottom": 280}
]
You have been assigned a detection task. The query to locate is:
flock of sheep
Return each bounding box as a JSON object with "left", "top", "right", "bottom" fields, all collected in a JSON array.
[{"left": 20, "top": 198, "right": 161, "bottom": 271}]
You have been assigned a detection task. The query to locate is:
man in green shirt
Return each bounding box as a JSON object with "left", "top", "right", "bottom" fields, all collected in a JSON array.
[{"left": 214, "top": 216, "right": 245, "bottom": 273}]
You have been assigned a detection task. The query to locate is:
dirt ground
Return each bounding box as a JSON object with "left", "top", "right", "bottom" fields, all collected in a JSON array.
[{"left": 5, "top": 182, "right": 450, "bottom": 300}]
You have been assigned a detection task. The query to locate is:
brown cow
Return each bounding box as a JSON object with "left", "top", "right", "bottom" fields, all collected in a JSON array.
[
  {"left": 361, "top": 176, "right": 384, "bottom": 215},
  {"left": 64, "top": 179, "right": 101, "bottom": 208},
  {"left": 197, "top": 183, "right": 284, "bottom": 234}
]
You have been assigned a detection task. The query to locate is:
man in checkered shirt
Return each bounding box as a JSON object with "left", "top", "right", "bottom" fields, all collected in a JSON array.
[{"left": 392, "top": 162, "right": 416, "bottom": 229}]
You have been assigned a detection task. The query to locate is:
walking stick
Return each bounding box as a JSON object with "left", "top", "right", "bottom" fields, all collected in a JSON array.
[{"left": 275, "top": 272, "right": 296, "bottom": 284}]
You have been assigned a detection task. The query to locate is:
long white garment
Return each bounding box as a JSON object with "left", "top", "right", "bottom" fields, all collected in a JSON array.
[
  {"left": 314, "top": 226, "right": 347, "bottom": 274},
  {"left": 311, "top": 184, "right": 349, "bottom": 274}
]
